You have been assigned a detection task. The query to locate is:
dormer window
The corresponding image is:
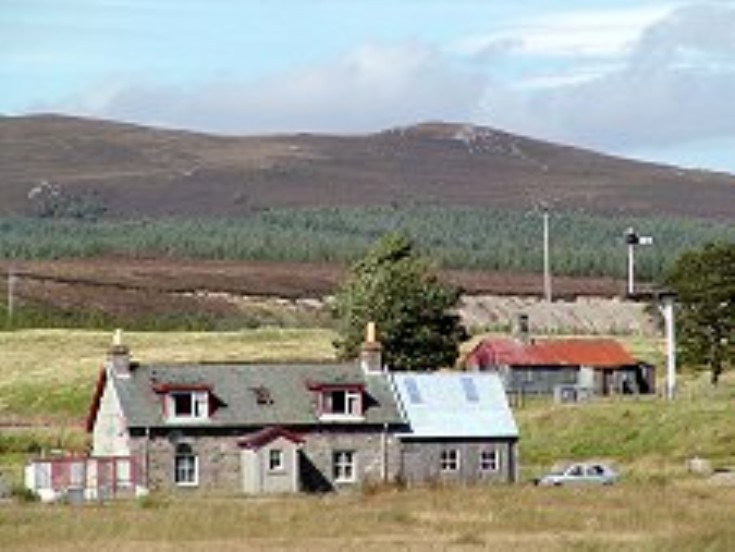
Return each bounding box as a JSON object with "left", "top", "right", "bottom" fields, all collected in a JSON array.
[
  {"left": 169, "top": 391, "right": 209, "bottom": 421},
  {"left": 154, "top": 384, "right": 211, "bottom": 423},
  {"left": 310, "top": 384, "right": 364, "bottom": 421}
]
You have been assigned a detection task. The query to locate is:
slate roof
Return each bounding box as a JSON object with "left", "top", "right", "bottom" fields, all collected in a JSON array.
[
  {"left": 466, "top": 338, "right": 637, "bottom": 369},
  {"left": 108, "top": 363, "right": 404, "bottom": 429},
  {"left": 390, "top": 372, "right": 518, "bottom": 439}
]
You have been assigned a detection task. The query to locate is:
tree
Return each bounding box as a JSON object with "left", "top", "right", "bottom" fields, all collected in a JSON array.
[
  {"left": 665, "top": 241, "right": 735, "bottom": 385},
  {"left": 332, "top": 233, "right": 467, "bottom": 371}
]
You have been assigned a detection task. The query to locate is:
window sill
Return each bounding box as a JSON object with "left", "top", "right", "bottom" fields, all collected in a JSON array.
[
  {"left": 334, "top": 478, "right": 357, "bottom": 485},
  {"left": 165, "top": 417, "right": 210, "bottom": 424},
  {"left": 318, "top": 414, "right": 365, "bottom": 422},
  {"left": 174, "top": 481, "right": 199, "bottom": 488}
]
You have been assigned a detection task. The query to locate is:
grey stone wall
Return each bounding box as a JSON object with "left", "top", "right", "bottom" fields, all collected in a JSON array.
[
  {"left": 399, "top": 439, "right": 516, "bottom": 486},
  {"left": 300, "top": 428, "right": 401, "bottom": 492},
  {"left": 129, "top": 426, "right": 402, "bottom": 493},
  {"left": 130, "top": 432, "right": 242, "bottom": 492}
]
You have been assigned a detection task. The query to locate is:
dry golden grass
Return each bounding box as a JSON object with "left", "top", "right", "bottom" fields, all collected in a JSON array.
[
  {"left": 0, "top": 328, "right": 336, "bottom": 425},
  {"left": 2, "top": 330, "right": 735, "bottom": 550},
  {"left": 0, "top": 329, "right": 661, "bottom": 392},
  {"left": 0, "top": 328, "right": 336, "bottom": 388},
  {"left": 3, "top": 483, "right": 735, "bottom": 551}
]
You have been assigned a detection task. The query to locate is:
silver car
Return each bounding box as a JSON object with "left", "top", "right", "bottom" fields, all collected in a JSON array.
[{"left": 535, "top": 461, "right": 618, "bottom": 486}]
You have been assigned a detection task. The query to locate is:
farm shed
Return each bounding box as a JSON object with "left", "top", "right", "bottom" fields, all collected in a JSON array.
[{"left": 466, "top": 337, "right": 654, "bottom": 397}]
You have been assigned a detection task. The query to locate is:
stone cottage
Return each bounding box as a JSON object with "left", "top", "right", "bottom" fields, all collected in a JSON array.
[{"left": 74, "top": 328, "right": 520, "bottom": 497}]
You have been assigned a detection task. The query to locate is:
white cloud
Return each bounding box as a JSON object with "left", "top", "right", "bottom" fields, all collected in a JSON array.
[
  {"left": 43, "top": 1, "right": 735, "bottom": 172},
  {"left": 455, "top": 5, "right": 674, "bottom": 59},
  {"left": 63, "top": 42, "right": 485, "bottom": 134},
  {"left": 479, "top": 2, "right": 735, "bottom": 155}
]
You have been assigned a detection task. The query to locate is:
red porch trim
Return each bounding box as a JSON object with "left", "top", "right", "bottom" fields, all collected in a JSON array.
[
  {"left": 238, "top": 426, "right": 304, "bottom": 449},
  {"left": 85, "top": 367, "right": 107, "bottom": 433}
]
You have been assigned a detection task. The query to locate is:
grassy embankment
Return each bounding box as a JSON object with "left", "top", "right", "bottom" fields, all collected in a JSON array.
[{"left": 2, "top": 330, "right": 735, "bottom": 550}]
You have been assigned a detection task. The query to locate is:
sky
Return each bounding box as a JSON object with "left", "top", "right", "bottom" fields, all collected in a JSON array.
[{"left": 3, "top": 0, "right": 735, "bottom": 173}]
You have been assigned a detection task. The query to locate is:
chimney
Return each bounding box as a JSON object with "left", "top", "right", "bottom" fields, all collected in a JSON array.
[
  {"left": 360, "top": 321, "right": 383, "bottom": 374},
  {"left": 512, "top": 313, "right": 531, "bottom": 344},
  {"left": 107, "top": 328, "right": 132, "bottom": 378}
]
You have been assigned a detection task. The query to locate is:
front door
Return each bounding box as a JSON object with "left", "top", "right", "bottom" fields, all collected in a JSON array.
[{"left": 241, "top": 450, "right": 260, "bottom": 494}]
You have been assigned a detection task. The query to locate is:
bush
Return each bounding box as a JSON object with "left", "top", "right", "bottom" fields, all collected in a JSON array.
[{"left": 9, "top": 484, "right": 39, "bottom": 503}]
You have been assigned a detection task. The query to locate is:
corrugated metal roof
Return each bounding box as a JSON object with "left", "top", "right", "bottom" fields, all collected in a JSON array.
[
  {"left": 112, "top": 363, "right": 404, "bottom": 429},
  {"left": 390, "top": 372, "right": 518, "bottom": 439},
  {"left": 467, "top": 338, "right": 637, "bottom": 369}
]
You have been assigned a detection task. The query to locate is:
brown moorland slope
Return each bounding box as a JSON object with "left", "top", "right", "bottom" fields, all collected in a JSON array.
[
  {"left": 3, "top": 257, "right": 623, "bottom": 298},
  {"left": 2, "top": 114, "right": 734, "bottom": 219},
  {"left": 0, "top": 258, "right": 629, "bottom": 329}
]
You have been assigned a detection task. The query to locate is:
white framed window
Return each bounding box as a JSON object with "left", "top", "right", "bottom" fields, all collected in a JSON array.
[
  {"left": 174, "top": 443, "right": 198, "bottom": 486},
  {"left": 320, "top": 389, "right": 363, "bottom": 420},
  {"left": 116, "top": 458, "right": 133, "bottom": 488},
  {"left": 480, "top": 449, "right": 500, "bottom": 472},
  {"left": 268, "top": 449, "right": 285, "bottom": 472},
  {"left": 333, "top": 450, "right": 356, "bottom": 483},
  {"left": 440, "top": 449, "right": 460, "bottom": 472},
  {"left": 167, "top": 391, "right": 209, "bottom": 422}
]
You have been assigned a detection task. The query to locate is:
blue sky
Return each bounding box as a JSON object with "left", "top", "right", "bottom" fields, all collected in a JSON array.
[{"left": 3, "top": 0, "right": 735, "bottom": 173}]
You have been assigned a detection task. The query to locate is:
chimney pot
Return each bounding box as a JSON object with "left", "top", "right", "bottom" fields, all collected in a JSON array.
[
  {"left": 361, "top": 321, "right": 383, "bottom": 374},
  {"left": 107, "top": 329, "right": 132, "bottom": 378}
]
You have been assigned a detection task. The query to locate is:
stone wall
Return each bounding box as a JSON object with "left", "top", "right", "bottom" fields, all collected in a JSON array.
[
  {"left": 132, "top": 432, "right": 242, "bottom": 492},
  {"left": 300, "top": 428, "right": 401, "bottom": 492},
  {"left": 400, "top": 439, "right": 516, "bottom": 486},
  {"left": 130, "top": 426, "right": 402, "bottom": 493}
]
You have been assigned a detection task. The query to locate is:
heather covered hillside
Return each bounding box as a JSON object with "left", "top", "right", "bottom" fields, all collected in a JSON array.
[{"left": 1, "top": 115, "right": 734, "bottom": 219}]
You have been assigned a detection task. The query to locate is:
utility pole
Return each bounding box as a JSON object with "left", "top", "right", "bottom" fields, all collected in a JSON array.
[
  {"left": 542, "top": 205, "right": 552, "bottom": 302},
  {"left": 624, "top": 228, "right": 653, "bottom": 296}
]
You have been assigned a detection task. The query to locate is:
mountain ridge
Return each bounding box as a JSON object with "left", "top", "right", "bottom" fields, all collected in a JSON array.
[{"left": 1, "top": 114, "right": 734, "bottom": 219}]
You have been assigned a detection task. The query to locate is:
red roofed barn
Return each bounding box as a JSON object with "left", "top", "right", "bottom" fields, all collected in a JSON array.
[{"left": 466, "top": 336, "right": 654, "bottom": 398}]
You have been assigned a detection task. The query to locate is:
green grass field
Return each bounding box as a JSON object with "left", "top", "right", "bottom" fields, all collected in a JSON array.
[{"left": 2, "top": 329, "right": 735, "bottom": 551}]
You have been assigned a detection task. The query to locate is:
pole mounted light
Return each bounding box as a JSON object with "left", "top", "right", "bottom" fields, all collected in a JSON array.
[{"left": 624, "top": 227, "right": 653, "bottom": 296}]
